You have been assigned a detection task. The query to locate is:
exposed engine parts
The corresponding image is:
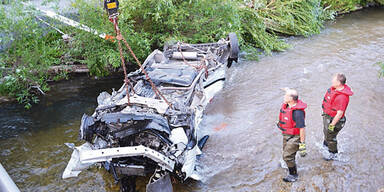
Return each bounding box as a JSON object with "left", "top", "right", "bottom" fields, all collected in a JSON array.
[{"left": 63, "top": 33, "right": 239, "bottom": 192}]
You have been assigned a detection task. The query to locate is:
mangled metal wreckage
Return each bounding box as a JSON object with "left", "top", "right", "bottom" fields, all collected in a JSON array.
[{"left": 63, "top": 33, "right": 239, "bottom": 191}]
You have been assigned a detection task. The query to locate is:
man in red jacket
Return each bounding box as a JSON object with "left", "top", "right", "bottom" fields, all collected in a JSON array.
[
  {"left": 322, "top": 73, "right": 353, "bottom": 160},
  {"left": 277, "top": 88, "right": 307, "bottom": 182}
]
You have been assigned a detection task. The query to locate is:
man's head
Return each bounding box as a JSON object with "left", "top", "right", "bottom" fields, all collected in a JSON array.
[
  {"left": 283, "top": 88, "right": 298, "bottom": 104},
  {"left": 331, "top": 73, "right": 346, "bottom": 88}
]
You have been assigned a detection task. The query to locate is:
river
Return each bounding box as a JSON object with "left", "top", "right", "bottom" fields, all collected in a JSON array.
[{"left": 0, "top": 7, "right": 383, "bottom": 192}]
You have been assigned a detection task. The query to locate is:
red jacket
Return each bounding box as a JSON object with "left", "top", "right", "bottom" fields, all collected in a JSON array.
[
  {"left": 278, "top": 100, "right": 307, "bottom": 135},
  {"left": 322, "top": 85, "right": 353, "bottom": 117}
]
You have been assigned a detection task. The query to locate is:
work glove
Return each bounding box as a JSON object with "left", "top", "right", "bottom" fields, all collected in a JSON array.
[
  {"left": 299, "top": 142, "right": 307, "bottom": 157},
  {"left": 328, "top": 124, "right": 335, "bottom": 132}
]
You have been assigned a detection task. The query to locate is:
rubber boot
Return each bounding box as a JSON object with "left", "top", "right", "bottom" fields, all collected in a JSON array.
[
  {"left": 324, "top": 151, "right": 338, "bottom": 161},
  {"left": 283, "top": 166, "right": 298, "bottom": 182},
  {"left": 323, "top": 140, "right": 328, "bottom": 148}
]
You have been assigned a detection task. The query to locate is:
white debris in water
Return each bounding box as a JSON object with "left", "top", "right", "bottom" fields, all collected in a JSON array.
[
  {"left": 62, "top": 142, "right": 95, "bottom": 179},
  {"left": 317, "top": 63, "right": 325, "bottom": 72},
  {"left": 280, "top": 159, "right": 288, "bottom": 169},
  {"left": 303, "top": 67, "right": 311, "bottom": 74}
]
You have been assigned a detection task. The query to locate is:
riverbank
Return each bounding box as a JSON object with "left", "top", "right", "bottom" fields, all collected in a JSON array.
[{"left": 0, "top": 0, "right": 383, "bottom": 107}]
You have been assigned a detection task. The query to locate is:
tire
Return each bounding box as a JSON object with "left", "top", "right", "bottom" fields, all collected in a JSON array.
[{"left": 228, "top": 32, "right": 239, "bottom": 61}]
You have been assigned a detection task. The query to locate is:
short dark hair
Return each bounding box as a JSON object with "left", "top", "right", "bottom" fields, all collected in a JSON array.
[
  {"left": 336, "top": 73, "right": 346, "bottom": 85},
  {"left": 291, "top": 94, "right": 298, "bottom": 101},
  {"left": 286, "top": 88, "right": 299, "bottom": 101}
]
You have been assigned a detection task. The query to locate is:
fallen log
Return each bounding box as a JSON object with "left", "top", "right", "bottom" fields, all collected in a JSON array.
[
  {"left": 1, "top": 65, "right": 90, "bottom": 77},
  {"left": 47, "top": 64, "right": 89, "bottom": 74}
]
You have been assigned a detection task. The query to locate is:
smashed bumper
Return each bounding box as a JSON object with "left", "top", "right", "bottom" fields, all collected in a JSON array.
[{"left": 62, "top": 143, "right": 175, "bottom": 179}]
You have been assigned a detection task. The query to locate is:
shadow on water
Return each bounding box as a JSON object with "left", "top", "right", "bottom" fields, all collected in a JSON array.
[
  {"left": 0, "top": 75, "right": 124, "bottom": 191},
  {"left": 1, "top": 7, "right": 384, "bottom": 192},
  {"left": 0, "top": 76, "right": 123, "bottom": 139}
]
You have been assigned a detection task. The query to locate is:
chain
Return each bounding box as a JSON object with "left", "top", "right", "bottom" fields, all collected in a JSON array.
[
  {"left": 112, "top": 18, "right": 172, "bottom": 108},
  {"left": 178, "top": 43, "right": 208, "bottom": 78},
  {"left": 112, "top": 18, "right": 132, "bottom": 105}
]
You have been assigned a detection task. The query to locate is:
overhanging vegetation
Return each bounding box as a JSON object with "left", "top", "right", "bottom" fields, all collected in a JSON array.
[{"left": 0, "top": 0, "right": 383, "bottom": 108}]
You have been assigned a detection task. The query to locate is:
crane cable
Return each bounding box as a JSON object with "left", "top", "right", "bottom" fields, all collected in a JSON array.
[{"left": 110, "top": 17, "right": 172, "bottom": 108}]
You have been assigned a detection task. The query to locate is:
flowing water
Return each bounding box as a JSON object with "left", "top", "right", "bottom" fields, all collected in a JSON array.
[{"left": 1, "top": 7, "right": 384, "bottom": 192}]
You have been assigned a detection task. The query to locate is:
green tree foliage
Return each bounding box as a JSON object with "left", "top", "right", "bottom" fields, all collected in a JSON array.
[
  {"left": 0, "top": 2, "right": 65, "bottom": 108},
  {"left": 257, "top": 0, "right": 333, "bottom": 36},
  {"left": 321, "top": 0, "right": 384, "bottom": 14},
  {"left": 377, "top": 61, "right": 384, "bottom": 77},
  {"left": 0, "top": 0, "right": 382, "bottom": 107}
]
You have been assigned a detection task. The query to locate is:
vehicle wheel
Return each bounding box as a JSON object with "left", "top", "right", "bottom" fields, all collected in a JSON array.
[
  {"left": 227, "top": 32, "right": 239, "bottom": 67},
  {"left": 227, "top": 58, "right": 234, "bottom": 68}
]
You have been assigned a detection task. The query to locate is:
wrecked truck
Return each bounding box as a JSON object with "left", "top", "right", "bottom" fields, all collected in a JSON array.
[{"left": 62, "top": 33, "right": 239, "bottom": 192}]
